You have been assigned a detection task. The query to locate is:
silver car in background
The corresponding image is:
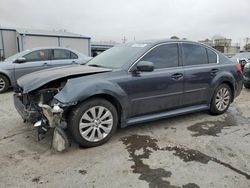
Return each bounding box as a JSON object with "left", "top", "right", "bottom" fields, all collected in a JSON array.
[{"left": 0, "top": 47, "right": 91, "bottom": 93}]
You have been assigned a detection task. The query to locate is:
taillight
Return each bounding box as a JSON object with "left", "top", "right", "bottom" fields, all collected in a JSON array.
[{"left": 236, "top": 63, "right": 242, "bottom": 73}]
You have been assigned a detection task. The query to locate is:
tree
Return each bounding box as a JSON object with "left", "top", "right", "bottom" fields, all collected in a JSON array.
[
  {"left": 170, "top": 36, "right": 179, "bottom": 39},
  {"left": 244, "top": 43, "right": 250, "bottom": 51}
]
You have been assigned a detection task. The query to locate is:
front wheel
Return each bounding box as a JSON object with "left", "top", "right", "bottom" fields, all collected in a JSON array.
[
  {"left": 210, "top": 84, "right": 232, "bottom": 115},
  {"left": 68, "top": 98, "right": 118, "bottom": 148},
  {"left": 0, "top": 75, "right": 9, "bottom": 94}
]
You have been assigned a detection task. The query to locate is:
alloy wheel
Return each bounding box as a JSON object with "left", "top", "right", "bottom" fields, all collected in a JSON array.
[
  {"left": 79, "top": 106, "right": 113, "bottom": 142},
  {"left": 215, "top": 87, "right": 230, "bottom": 111},
  {"left": 0, "top": 78, "right": 6, "bottom": 92}
]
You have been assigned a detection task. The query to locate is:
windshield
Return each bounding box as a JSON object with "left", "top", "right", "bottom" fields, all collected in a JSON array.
[
  {"left": 87, "top": 45, "right": 145, "bottom": 68},
  {"left": 4, "top": 50, "right": 30, "bottom": 62},
  {"left": 231, "top": 52, "right": 250, "bottom": 60}
]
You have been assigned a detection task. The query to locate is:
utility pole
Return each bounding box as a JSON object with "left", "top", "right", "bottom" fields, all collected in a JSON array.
[
  {"left": 122, "top": 36, "right": 127, "bottom": 44},
  {"left": 245, "top": 37, "right": 249, "bottom": 46}
]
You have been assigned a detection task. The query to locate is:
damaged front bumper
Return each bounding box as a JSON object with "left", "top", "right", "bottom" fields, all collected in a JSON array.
[
  {"left": 14, "top": 94, "right": 41, "bottom": 123},
  {"left": 14, "top": 93, "right": 70, "bottom": 152}
]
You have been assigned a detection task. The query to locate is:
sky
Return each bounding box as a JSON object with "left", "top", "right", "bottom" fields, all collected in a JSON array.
[{"left": 0, "top": 0, "right": 249, "bottom": 44}]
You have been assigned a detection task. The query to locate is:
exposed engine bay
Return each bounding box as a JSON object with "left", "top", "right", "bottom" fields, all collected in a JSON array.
[
  {"left": 13, "top": 65, "right": 112, "bottom": 152},
  {"left": 14, "top": 80, "right": 70, "bottom": 152}
]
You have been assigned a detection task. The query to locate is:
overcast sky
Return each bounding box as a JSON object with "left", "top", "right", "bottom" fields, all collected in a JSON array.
[{"left": 0, "top": 0, "right": 249, "bottom": 44}]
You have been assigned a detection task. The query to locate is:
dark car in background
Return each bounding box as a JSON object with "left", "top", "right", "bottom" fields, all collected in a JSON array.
[
  {"left": 243, "top": 62, "right": 250, "bottom": 88},
  {"left": 0, "top": 47, "right": 91, "bottom": 93},
  {"left": 230, "top": 52, "right": 250, "bottom": 88},
  {"left": 231, "top": 52, "right": 250, "bottom": 70},
  {"left": 14, "top": 40, "right": 243, "bottom": 148}
]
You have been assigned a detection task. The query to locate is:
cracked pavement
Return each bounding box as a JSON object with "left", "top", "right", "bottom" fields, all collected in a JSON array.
[{"left": 0, "top": 89, "right": 250, "bottom": 188}]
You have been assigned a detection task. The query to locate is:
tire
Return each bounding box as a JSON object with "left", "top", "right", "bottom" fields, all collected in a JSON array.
[
  {"left": 0, "top": 75, "right": 9, "bottom": 94},
  {"left": 68, "top": 98, "right": 118, "bottom": 148},
  {"left": 244, "top": 82, "right": 250, "bottom": 89},
  {"left": 210, "top": 84, "right": 232, "bottom": 115}
]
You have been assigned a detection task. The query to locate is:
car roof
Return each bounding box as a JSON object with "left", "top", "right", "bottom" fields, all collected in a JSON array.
[
  {"left": 119, "top": 39, "right": 210, "bottom": 48},
  {"left": 25, "top": 46, "right": 78, "bottom": 51}
]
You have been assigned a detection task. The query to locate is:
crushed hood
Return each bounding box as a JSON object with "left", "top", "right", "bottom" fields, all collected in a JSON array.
[{"left": 17, "top": 65, "right": 112, "bottom": 93}]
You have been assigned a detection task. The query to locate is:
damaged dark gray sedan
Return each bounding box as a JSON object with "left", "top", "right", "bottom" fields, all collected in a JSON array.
[{"left": 14, "top": 39, "right": 243, "bottom": 150}]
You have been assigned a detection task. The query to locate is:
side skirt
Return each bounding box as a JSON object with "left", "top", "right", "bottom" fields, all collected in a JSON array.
[{"left": 126, "top": 104, "right": 209, "bottom": 126}]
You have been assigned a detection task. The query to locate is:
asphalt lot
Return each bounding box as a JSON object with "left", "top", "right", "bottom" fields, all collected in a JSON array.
[{"left": 0, "top": 89, "right": 250, "bottom": 188}]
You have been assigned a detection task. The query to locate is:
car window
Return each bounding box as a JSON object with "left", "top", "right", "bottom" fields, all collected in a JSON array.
[
  {"left": 23, "top": 50, "right": 49, "bottom": 62},
  {"left": 207, "top": 48, "right": 217, "bottom": 63},
  {"left": 71, "top": 52, "right": 78, "bottom": 59},
  {"left": 233, "top": 52, "right": 250, "bottom": 59},
  {"left": 140, "top": 43, "right": 179, "bottom": 69},
  {"left": 87, "top": 46, "right": 144, "bottom": 68},
  {"left": 53, "top": 49, "right": 71, "bottom": 60},
  {"left": 182, "top": 43, "right": 208, "bottom": 66}
]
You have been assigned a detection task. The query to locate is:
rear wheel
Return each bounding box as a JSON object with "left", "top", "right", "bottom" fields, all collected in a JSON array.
[
  {"left": 210, "top": 84, "right": 232, "bottom": 115},
  {"left": 0, "top": 75, "right": 9, "bottom": 94},
  {"left": 244, "top": 82, "right": 250, "bottom": 89},
  {"left": 68, "top": 98, "right": 118, "bottom": 148}
]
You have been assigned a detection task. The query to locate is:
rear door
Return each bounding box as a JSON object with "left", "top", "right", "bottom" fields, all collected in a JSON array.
[
  {"left": 49, "top": 49, "right": 79, "bottom": 67},
  {"left": 14, "top": 49, "right": 51, "bottom": 80},
  {"left": 127, "top": 43, "right": 184, "bottom": 117},
  {"left": 181, "top": 43, "right": 219, "bottom": 106}
]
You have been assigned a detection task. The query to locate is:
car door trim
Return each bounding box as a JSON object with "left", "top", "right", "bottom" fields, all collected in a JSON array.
[
  {"left": 184, "top": 88, "right": 207, "bottom": 93},
  {"left": 128, "top": 41, "right": 219, "bottom": 73},
  {"left": 131, "top": 91, "right": 183, "bottom": 102}
]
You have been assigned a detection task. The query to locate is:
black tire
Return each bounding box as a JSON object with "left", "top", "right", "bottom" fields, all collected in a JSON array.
[
  {"left": 244, "top": 82, "right": 250, "bottom": 89},
  {"left": 68, "top": 98, "right": 118, "bottom": 148},
  {"left": 0, "top": 74, "right": 9, "bottom": 94},
  {"left": 210, "top": 84, "right": 232, "bottom": 115}
]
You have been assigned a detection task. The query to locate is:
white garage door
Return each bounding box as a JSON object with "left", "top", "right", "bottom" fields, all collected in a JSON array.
[
  {"left": 2, "top": 30, "right": 18, "bottom": 58},
  {"left": 22, "top": 36, "right": 58, "bottom": 50},
  {"left": 59, "top": 37, "right": 90, "bottom": 56}
]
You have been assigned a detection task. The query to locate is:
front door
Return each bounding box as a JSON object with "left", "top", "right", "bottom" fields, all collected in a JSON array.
[
  {"left": 127, "top": 43, "right": 184, "bottom": 117},
  {"left": 14, "top": 49, "right": 51, "bottom": 80}
]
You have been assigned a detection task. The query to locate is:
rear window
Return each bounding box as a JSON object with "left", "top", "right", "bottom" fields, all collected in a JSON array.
[
  {"left": 207, "top": 49, "right": 217, "bottom": 63},
  {"left": 182, "top": 43, "right": 208, "bottom": 66},
  {"left": 53, "top": 49, "right": 71, "bottom": 60},
  {"left": 71, "top": 52, "right": 78, "bottom": 59}
]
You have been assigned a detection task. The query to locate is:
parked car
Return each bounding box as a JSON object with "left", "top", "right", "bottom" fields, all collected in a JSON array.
[
  {"left": 0, "top": 47, "right": 91, "bottom": 93},
  {"left": 14, "top": 40, "right": 243, "bottom": 148},
  {"left": 243, "top": 62, "right": 250, "bottom": 88},
  {"left": 230, "top": 52, "right": 250, "bottom": 70},
  {"left": 230, "top": 52, "right": 250, "bottom": 88}
]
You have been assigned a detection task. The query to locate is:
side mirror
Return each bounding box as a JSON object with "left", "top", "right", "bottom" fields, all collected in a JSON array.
[
  {"left": 136, "top": 61, "right": 154, "bottom": 72},
  {"left": 15, "top": 57, "right": 26, "bottom": 63}
]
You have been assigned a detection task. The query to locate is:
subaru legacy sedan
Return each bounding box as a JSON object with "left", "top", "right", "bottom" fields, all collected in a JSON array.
[
  {"left": 0, "top": 47, "right": 91, "bottom": 93},
  {"left": 14, "top": 40, "right": 243, "bottom": 148}
]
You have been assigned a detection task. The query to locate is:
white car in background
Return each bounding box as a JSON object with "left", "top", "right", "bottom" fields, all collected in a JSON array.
[{"left": 0, "top": 47, "right": 91, "bottom": 93}]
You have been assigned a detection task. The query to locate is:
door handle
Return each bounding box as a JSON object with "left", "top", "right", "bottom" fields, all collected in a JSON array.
[
  {"left": 171, "top": 73, "right": 183, "bottom": 80},
  {"left": 71, "top": 61, "right": 77, "bottom": 64},
  {"left": 210, "top": 68, "right": 219, "bottom": 75},
  {"left": 43, "top": 62, "right": 50, "bottom": 66}
]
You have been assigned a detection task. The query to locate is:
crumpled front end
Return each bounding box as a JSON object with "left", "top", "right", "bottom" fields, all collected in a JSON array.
[{"left": 13, "top": 81, "right": 71, "bottom": 151}]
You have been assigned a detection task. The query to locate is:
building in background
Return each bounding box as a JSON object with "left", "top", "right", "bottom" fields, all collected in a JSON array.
[
  {"left": 199, "top": 35, "right": 240, "bottom": 57},
  {"left": 0, "top": 27, "right": 91, "bottom": 61}
]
